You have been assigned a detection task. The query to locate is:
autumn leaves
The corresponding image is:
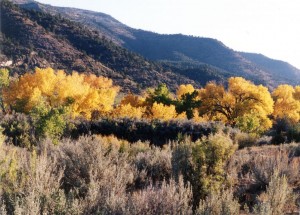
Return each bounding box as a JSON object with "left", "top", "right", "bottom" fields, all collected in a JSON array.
[
  {"left": 2, "top": 68, "right": 119, "bottom": 118},
  {"left": 198, "top": 77, "right": 274, "bottom": 133},
  {"left": 1, "top": 67, "right": 299, "bottom": 134}
]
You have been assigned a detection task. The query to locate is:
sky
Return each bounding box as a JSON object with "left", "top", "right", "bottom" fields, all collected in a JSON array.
[{"left": 36, "top": 0, "right": 300, "bottom": 69}]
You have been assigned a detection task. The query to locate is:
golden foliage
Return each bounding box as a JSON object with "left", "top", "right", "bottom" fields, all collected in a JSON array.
[
  {"left": 176, "top": 112, "right": 187, "bottom": 120},
  {"left": 113, "top": 104, "right": 145, "bottom": 119},
  {"left": 7, "top": 68, "right": 300, "bottom": 130},
  {"left": 150, "top": 102, "right": 177, "bottom": 120},
  {"left": 199, "top": 77, "right": 273, "bottom": 131},
  {"left": 191, "top": 110, "right": 210, "bottom": 123},
  {"left": 3, "top": 68, "right": 119, "bottom": 118},
  {"left": 272, "top": 85, "right": 300, "bottom": 123},
  {"left": 120, "top": 93, "right": 145, "bottom": 107},
  {"left": 176, "top": 84, "right": 195, "bottom": 99}
]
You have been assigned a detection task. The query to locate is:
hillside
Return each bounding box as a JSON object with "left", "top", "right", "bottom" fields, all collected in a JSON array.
[
  {"left": 5, "top": 0, "right": 300, "bottom": 89},
  {"left": 0, "top": 0, "right": 197, "bottom": 92},
  {"left": 13, "top": 0, "right": 230, "bottom": 87},
  {"left": 13, "top": 0, "right": 300, "bottom": 88},
  {"left": 239, "top": 52, "right": 300, "bottom": 83}
]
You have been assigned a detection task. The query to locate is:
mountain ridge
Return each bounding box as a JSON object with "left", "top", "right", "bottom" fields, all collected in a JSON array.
[
  {"left": 239, "top": 52, "right": 300, "bottom": 83},
  {"left": 1, "top": 0, "right": 198, "bottom": 92},
  {"left": 3, "top": 0, "right": 300, "bottom": 90}
]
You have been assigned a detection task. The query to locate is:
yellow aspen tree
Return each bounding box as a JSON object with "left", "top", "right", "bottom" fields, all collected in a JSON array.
[
  {"left": 176, "top": 84, "right": 195, "bottom": 99},
  {"left": 272, "top": 85, "right": 300, "bottom": 123},
  {"left": 120, "top": 93, "right": 146, "bottom": 108},
  {"left": 150, "top": 102, "right": 177, "bottom": 121},
  {"left": 198, "top": 82, "right": 229, "bottom": 122},
  {"left": 3, "top": 67, "right": 58, "bottom": 112},
  {"left": 293, "top": 85, "right": 300, "bottom": 100},
  {"left": 112, "top": 104, "right": 145, "bottom": 119},
  {"left": 191, "top": 111, "right": 210, "bottom": 123},
  {"left": 3, "top": 68, "right": 119, "bottom": 119}
]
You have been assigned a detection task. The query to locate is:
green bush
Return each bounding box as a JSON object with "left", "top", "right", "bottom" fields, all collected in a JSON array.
[
  {"left": 172, "top": 132, "right": 237, "bottom": 208},
  {"left": 271, "top": 118, "right": 292, "bottom": 144},
  {"left": 287, "top": 123, "right": 300, "bottom": 143},
  {"left": 30, "top": 103, "right": 69, "bottom": 144}
]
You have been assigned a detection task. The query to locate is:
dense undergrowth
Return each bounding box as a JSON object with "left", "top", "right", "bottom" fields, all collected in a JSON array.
[
  {"left": 0, "top": 128, "right": 299, "bottom": 214},
  {"left": 2, "top": 111, "right": 300, "bottom": 149}
]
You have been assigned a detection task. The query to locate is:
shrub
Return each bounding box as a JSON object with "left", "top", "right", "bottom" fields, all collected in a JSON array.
[
  {"left": 226, "top": 143, "right": 300, "bottom": 212},
  {"left": 0, "top": 141, "right": 79, "bottom": 214},
  {"left": 256, "top": 135, "right": 272, "bottom": 146},
  {"left": 196, "top": 188, "right": 240, "bottom": 215},
  {"left": 127, "top": 176, "right": 193, "bottom": 215},
  {"left": 0, "top": 126, "right": 5, "bottom": 144},
  {"left": 233, "top": 131, "right": 258, "bottom": 149},
  {"left": 252, "top": 149, "right": 300, "bottom": 186},
  {"left": 236, "top": 112, "right": 269, "bottom": 135},
  {"left": 133, "top": 145, "right": 172, "bottom": 185},
  {"left": 253, "top": 170, "right": 297, "bottom": 215},
  {"left": 30, "top": 103, "right": 68, "bottom": 144},
  {"left": 287, "top": 123, "right": 300, "bottom": 142},
  {"left": 271, "top": 118, "right": 292, "bottom": 144},
  {"left": 58, "top": 136, "right": 136, "bottom": 199},
  {"left": 0, "top": 113, "right": 34, "bottom": 148},
  {"left": 73, "top": 118, "right": 232, "bottom": 146},
  {"left": 0, "top": 132, "right": 299, "bottom": 214},
  {"left": 172, "top": 132, "right": 237, "bottom": 208}
]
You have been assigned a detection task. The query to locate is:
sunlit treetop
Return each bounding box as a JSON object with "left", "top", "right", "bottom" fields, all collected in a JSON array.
[
  {"left": 176, "top": 84, "right": 195, "bottom": 99},
  {"left": 272, "top": 84, "right": 300, "bottom": 123},
  {"left": 3, "top": 68, "right": 119, "bottom": 119},
  {"left": 199, "top": 77, "right": 273, "bottom": 132}
]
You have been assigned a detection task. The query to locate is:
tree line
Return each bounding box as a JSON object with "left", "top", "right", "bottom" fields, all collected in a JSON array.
[{"left": 0, "top": 67, "right": 299, "bottom": 138}]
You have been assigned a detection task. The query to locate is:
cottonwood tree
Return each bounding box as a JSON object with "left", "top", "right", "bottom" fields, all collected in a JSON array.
[
  {"left": 199, "top": 77, "right": 273, "bottom": 132},
  {"left": 3, "top": 67, "right": 119, "bottom": 119},
  {"left": 272, "top": 85, "right": 300, "bottom": 123},
  {"left": 176, "top": 84, "right": 201, "bottom": 119}
]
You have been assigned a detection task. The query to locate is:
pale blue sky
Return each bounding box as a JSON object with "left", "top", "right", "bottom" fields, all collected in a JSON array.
[{"left": 36, "top": 0, "right": 300, "bottom": 68}]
